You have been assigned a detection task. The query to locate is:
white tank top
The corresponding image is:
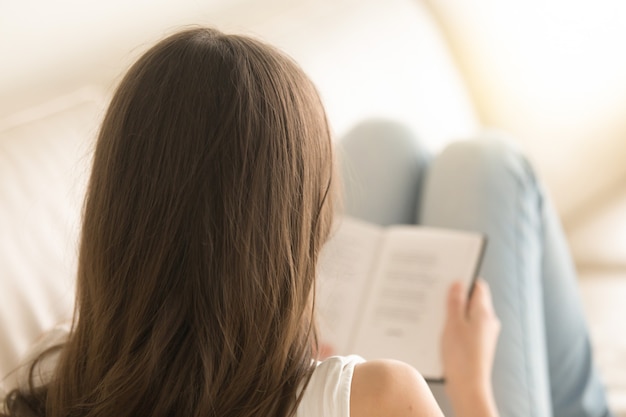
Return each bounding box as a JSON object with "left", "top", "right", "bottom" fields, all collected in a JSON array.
[{"left": 295, "top": 355, "right": 365, "bottom": 417}]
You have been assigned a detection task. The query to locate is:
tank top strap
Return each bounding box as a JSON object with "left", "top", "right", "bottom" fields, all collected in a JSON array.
[{"left": 296, "top": 355, "right": 365, "bottom": 417}]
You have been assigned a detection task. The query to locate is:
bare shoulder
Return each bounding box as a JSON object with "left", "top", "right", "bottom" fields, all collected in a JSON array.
[{"left": 350, "top": 359, "right": 444, "bottom": 417}]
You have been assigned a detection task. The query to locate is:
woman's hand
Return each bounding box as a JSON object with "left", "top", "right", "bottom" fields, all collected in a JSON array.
[{"left": 441, "top": 279, "right": 501, "bottom": 417}]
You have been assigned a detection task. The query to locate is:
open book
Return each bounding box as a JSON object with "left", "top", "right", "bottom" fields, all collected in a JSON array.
[{"left": 316, "top": 217, "right": 486, "bottom": 381}]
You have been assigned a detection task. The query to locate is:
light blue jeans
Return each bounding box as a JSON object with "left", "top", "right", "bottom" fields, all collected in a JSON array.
[{"left": 337, "top": 120, "right": 613, "bottom": 417}]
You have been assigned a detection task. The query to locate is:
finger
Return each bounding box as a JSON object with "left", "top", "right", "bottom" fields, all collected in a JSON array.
[
  {"left": 447, "top": 281, "right": 467, "bottom": 319},
  {"left": 469, "top": 279, "right": 495, "bottom": 317},
  {"left": 479, "top": 279, "right": 496, "bottom": 314}
]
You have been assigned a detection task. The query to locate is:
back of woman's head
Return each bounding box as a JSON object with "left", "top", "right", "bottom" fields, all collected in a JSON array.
[{"left": 4, "top": 27, "right": 335, "bottom": 417}]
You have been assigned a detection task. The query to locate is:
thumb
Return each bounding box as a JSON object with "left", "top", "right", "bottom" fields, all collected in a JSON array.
[{"left": 446, "top": 281, "right": 467, "bottom": 320}]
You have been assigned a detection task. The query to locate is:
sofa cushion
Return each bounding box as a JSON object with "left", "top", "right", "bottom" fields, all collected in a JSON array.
[{"left": 0, "top": 88, "right": 104, "bottom": 392}]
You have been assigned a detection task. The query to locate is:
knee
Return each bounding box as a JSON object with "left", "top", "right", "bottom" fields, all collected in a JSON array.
[
  {"left": 434, "top": 133, "right": 537, "bottom": 190},
  {"left": 337, "top": 118, "right": 430, "bottom": 191},
  {"left": 338, "top": 118, "right": 424, "bottom": 158}
]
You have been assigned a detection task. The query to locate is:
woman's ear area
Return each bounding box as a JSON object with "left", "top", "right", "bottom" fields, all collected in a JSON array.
[{"left": 350, "top": 359, "right": 444, "bottom": 417}]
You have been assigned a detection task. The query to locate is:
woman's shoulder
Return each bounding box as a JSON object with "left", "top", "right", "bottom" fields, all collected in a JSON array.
[
  {"left": 297, "top": 356, "right": 442, "bottom": 417},
  {"left": 350, "top": 359, "right": 443, "bottom": 417}
]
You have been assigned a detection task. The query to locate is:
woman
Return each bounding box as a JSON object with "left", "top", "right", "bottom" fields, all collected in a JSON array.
[{"left": 1, "top": 27, "right": 611, "bottom": 417}]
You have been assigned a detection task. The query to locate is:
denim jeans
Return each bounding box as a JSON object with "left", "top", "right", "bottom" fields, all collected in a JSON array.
[{"left": 337, "top": 119, "right": 613, "bottom": 417}]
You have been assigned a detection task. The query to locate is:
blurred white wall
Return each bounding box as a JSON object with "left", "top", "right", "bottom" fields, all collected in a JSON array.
[{"left": 427, "top": 0, "right": 626, "bottom": 226}]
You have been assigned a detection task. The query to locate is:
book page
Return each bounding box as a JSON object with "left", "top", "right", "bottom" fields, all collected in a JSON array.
[
  {"left": 351, "top": 226, "right": 484, "bottom": 379},
  {"left": 316, "top": 218, "right": 382, "bottom": 355}
]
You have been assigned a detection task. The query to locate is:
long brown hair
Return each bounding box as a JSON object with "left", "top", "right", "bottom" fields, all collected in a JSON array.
[{"left": 3, "top": 27, "right": 335, "bottom": 417}]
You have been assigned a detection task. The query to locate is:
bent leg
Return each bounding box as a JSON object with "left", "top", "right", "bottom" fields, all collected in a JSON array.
[
  {"left": 420, "top": 135, "right": 551, "bottom": 417},
  {"left": 419, "top": 135, "right": 612, "bottom": 417},
  {"left": 541, "top": 199, "right": 613, "bottom": 417},
  {"left": 337, "top": 119, "right": 430, "bottom": 226}
]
